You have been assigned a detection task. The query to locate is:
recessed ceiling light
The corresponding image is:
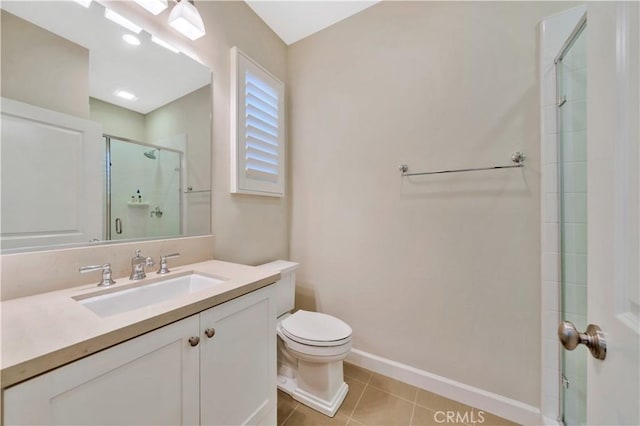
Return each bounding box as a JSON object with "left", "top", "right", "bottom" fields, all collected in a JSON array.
[
  {"left": 122, "top": 34, "right": 141, "bottom": 46},
  {"left": 151, "top": 36, "right": 179, "bottom": 54},
  {"left": 115, "top": 90, "right": 138, "bottom": 101},
  {"left": 72, "top": 0, "right": 92, "bottom": 8},
  {"left": 134, "top": 0, "right": 168, "bottom": 15},
  {"left": 105, "top": 9, "right": 142, "bottom": 34},
  {"left": 168, "top": 0, "right": 206, "bottom": 40}
]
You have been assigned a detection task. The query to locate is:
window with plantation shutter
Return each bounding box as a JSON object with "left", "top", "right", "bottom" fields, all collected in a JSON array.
[{"left": 230, "top": 47, "right": 285, "bottom": 196}]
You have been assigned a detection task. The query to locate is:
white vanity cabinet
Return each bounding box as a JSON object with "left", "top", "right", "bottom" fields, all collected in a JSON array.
[
  {"left": 3, "top": 285, "right": 276, "bottom": 426},
  {"left": 200, "top": 285, "right": 277, "bottom": 425},
  {"left": 3, "top": 314, "right": 201, "bottom": 425}
]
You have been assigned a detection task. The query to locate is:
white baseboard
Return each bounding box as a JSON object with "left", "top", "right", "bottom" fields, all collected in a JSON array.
[
  {"left": 542, "top": 415, "right": 561, "bottom": 426},
  {"left": 346, "top": 348, "right": 541, "bottom": 426}
]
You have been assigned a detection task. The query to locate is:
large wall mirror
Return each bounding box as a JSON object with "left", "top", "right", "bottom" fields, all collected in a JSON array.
[{"left": 0, "top": 1, "right": 212, "bottom": 253}]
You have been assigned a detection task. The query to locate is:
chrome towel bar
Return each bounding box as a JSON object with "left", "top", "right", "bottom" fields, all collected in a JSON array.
[
  {"left": 399, "top": 152, "right": 525, "bottom": 177},
  {"left": 183, "top": 187, "right": 212, "bottom": 194}
]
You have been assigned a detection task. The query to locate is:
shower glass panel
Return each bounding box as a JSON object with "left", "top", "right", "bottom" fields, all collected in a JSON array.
[
  {"left": 556, "top": 20, "right": 587, "bottom": 426},
  {"left": 107, "top": 137, "right": 182, "bottom": 241}
]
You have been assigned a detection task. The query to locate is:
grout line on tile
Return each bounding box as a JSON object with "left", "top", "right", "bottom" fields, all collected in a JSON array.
[
  {"left": 280, "top": 402, "right": 298, "bottom": 426},
  {"left": 409, "top": 388, "right": 419, "bottom": 426},
  {"left": 350, "top": 382, "right": 369, "bottom": 424},
  {"left": 345, "top": 375, "right": 371, "bottom": 387},
  {"left": 366, "top": 382, "right": 418, "bottom": 404}
]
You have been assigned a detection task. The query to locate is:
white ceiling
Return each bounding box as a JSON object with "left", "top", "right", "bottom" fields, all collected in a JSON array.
[
  {"left": 1, "top": 1, "right": 210, "bottom": 114},
  {"left": 245, "top": 1, "right": 380, "bottom": 45}
]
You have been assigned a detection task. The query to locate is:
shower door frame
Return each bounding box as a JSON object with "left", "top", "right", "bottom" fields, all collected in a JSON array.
[
  {"left": 103, "top": 134, "right": 185, "bottom": 241},
  {"left": 554, "top": 14, "right": 587, "bottom": 425}
]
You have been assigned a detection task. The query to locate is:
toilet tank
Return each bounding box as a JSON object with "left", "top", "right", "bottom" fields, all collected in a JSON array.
[{"left": 258, "top": 260, "right": 299, "bottom": 317}]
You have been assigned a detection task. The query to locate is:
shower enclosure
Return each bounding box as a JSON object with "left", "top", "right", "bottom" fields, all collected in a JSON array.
[
  {"left": 556, "top": 16, "right": 587, "bottom": 426},
  {"left": 104, "top": 136, "right": 183, "bottom": 241}
]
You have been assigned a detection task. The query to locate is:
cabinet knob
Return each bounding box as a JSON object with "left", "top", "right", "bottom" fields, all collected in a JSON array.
[
  {"left": 188, "top": 336, "right": 200, "bottom": 347},
  {"left": 204, "top": 328, "right": 216, "bottom": 338}
]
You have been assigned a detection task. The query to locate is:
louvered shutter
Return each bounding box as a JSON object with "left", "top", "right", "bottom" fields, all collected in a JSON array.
[{"left": 231, "top": 47, "right": 285, "bottom": 196}]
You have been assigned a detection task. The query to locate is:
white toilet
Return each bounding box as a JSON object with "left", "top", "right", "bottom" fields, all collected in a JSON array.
[{"left": 259, "top": 261, "right": 352, "bottom": 417}]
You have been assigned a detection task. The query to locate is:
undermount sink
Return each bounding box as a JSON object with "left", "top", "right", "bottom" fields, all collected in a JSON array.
[{"left": 75, "top": 273, "right": 225, "bottom": 317}]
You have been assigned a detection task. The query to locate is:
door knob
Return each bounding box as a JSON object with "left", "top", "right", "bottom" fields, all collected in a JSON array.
[
  {"left": 204, "top": 328, "right": 215, "bottom": 338},
  {"left": 558, "top": 321, "right": 606, "bottom": 360},
  {"left": 188, "top": 336, "right": 200, "bottom": 347}
]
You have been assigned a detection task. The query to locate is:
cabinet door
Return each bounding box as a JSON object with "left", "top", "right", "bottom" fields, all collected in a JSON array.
[
  {"left": 200, "top": 285, "right": 276, "bottom": 425},
  {"left": 4, "top": 315, "right": 200, "bottom": 426}
]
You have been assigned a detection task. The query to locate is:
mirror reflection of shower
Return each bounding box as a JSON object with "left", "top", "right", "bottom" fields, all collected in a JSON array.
[
  {"left": 144, "top": 148, "right": 159, "bottom": 160},
  {"left": 104, "top": 136, "right": 183, "bottom": 241}
]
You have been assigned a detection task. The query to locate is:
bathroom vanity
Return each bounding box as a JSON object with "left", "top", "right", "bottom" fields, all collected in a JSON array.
[{"left": 1, "top": 260, "right": 279, "bottom": 426}]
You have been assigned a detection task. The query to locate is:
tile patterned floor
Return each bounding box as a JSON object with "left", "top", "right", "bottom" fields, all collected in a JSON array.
[{"left": 277, "top": 363, "right": 519, "bottom": 426}]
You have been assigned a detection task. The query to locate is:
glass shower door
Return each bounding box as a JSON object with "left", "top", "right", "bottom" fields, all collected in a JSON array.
[
  {"left": 107, "top": 137, "right": 183, "bottom": 241},
  {"left": 556, "top": 19, "right": 587, "bottom": 426}
]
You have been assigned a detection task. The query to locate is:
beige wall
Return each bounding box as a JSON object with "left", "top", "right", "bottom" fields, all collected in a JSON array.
[
  {"left": 89, "top": 98, "right": 146, "bottom": 142},
  {"left": 1, "top": 11, "right": 89, "bottom": 118},
  {"left": 288, "top": 1, "right": 575, "bottom": 407},
  {"left": 198, "top": 2, "right": 289, "bottom": 265}
]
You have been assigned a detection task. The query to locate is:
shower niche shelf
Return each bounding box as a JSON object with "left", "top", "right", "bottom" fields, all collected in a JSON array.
[{"left": 127, "top": 202, "right": 149, "bottom": 207}]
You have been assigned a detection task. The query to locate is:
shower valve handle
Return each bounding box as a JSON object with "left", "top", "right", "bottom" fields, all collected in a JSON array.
[{"left": 558, "top": 321, "right": 606, "bottom": 360}]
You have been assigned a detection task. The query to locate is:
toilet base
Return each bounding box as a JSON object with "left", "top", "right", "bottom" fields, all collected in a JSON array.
[{"left": 278, "top": 374, "right": 349, "bottom": 418}]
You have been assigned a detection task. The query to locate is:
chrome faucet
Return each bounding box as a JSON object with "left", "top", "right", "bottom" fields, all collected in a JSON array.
[
  {"left": 157, "top": 253, "right": 181, "bottom": 274},
  {"left": 80, "top": 263, "right": 116, "bottom": 287},
  {"left": 130, "top": 249, "right": 155, "bottom": 280}
]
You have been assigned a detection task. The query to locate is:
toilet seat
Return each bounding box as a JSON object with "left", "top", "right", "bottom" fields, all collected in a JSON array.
[
  {"left": 280, "top": 310, "right": 352, "bottom": 347},
  {"left": 278, "top": 328, "right": 352, "bottom": 361},
  {"left": 281, "top": 328, "right": 351, "bottom": 347}
]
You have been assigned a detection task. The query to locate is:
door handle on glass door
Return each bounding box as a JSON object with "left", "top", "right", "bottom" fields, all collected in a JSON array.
[{"left": 558, "top": 320, "right": 607, "bottom": 360}]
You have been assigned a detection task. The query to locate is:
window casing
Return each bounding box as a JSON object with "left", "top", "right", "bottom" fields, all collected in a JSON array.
[{"left": 230, "top": 47, "right": 285, "bottom": 197}]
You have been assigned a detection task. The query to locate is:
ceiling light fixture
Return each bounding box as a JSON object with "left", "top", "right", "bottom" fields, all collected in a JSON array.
[
  {"left": 133, "top": 0, "right": 168, "bottom": 16},
  {"left": 151, "top": 36, "right": 180, "bottom": 54},
  {"left": 115, "top": 90, "right": 138, "bottom": 101},
  {"left": 168, "top": 0, "right": 206, "bottom": 41},
  {"left": 104, "top": 9, "right": 143, "bottom": 34},
  {"left": 72, "top": 0, "right": 92, "bottom": 8},
  {"left": 122, "top": 34, "right": 141, "bottom": 46}
]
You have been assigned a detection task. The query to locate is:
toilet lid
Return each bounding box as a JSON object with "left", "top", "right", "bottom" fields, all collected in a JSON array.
[{"left": 281, "top": 310, "right": 352, "bottom": 344}]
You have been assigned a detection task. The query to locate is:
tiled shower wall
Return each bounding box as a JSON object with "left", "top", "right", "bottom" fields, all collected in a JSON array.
[{"left": 539, "top": 5, "right": 586, "bottom": 424}]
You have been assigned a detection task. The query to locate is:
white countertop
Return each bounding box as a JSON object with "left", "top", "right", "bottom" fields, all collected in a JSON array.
[{"left": 1, "top": 259, "right": 279, "bottom": 388}]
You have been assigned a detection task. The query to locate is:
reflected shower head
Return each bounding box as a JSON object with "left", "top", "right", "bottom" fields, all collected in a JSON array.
[{"left": 144, "top": 149, "right": 158, "bottom": 159}]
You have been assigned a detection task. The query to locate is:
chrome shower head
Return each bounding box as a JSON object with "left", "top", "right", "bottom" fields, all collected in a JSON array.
[{"left": 144, "top": 149, "right": 158, "bottom": 159}]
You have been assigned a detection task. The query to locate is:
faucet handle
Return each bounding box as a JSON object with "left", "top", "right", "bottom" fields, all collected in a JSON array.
[
  {"left": 79, "top": 263, "right": 116, "bottom": 287},
  {"left": 157, "top": 253, "right": 181, "bottom": 274}
]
